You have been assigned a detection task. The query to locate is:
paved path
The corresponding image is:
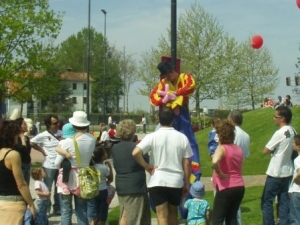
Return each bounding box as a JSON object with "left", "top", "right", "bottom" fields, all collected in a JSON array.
[{"left": 30, "top": 133, "right": 266, "bottom": 225}]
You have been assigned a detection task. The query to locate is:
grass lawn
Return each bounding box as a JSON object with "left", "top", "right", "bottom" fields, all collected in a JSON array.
[
  {"left": 106, "top": 107, "right": 300, "bottom": 224},
  {"left": 196, "top": 106, "right": 300, "bottom": 177},
  {"left": 107, "top": 186, "right": 265, "bottom": 225}
]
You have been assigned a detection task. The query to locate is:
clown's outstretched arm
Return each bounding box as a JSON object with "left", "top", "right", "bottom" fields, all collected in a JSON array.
[
  {"left": 175, "top": 73, "right": 195, "bottom": 97},
  {"left": 150, "top": 82, "right": 164, "bottom": 106}
]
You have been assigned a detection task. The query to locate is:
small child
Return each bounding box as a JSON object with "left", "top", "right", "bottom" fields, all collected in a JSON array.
[
  {"left": 208, "top": 117, "right": 222, "bottom": 157},
  {"left": 184, "top": 181, "right": 210, "bottom": 225},
  {"left": 88, "top": 144, "right": 113, "bottom": 225},
  {"left": 55, "top": 123, "right": 76, "bottom": 195},
  {"left": 288, "top": 134, "right": 300, "bottom": 224},
  {"left": 31, "top": 167, "right": 51, "bottom": 215}
]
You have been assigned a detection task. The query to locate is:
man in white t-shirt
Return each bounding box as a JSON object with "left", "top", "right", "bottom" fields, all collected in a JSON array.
[
  {"left": 228, "top": 110, "right": 250, "bottom": 159},
  {"left": 31, "top": 114, "right": 63, "bottom": 215},
  {"left": 261, "top": 105, "right": 294, "bottom": 225},
  {"left": 133, "top": 107, "right": 193, "bottom": 225}
]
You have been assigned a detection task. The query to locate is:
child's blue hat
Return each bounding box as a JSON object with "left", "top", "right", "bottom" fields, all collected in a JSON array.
[
  {"left": 62, "top": 123, "right": 76, "bottom": 138},
  {"left": 190, "top": 181, "right": 205, "bottom": 198}
]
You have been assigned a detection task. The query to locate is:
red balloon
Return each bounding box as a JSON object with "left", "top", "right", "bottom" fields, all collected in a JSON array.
[
  {"left": 297, "top": 0, "right": 300, "bottom": 9},
  {"left": 251, "top": 35, "right": 264, "bottom": 49}
]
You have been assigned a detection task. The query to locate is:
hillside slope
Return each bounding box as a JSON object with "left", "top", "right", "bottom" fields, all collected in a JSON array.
[{"left": 196, "top": 107, "right": 300, "bottom": 176}]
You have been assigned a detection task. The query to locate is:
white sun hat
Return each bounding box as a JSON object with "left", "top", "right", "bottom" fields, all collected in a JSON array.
[{"left": 69, "top": 111, "right": 90, "bottom": 127}]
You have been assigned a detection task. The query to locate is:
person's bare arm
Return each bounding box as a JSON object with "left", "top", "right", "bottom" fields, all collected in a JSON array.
[
  {"left": 7, "top": 151, "right": 36, "bottom": 219},
  {"left": 132, "top": 146, "right": 154, "bottom": 174},
  {"left": 56, "top": 145, "right": 72, "bottom": 159},
  {"left": 206, "top": 209, "right": 211, "bottom": 225},
  {"left": 294, "top": 168, "right": 300, "bottom": 185},
  {"left": 35, "top": 189, "right": 51, "bottom": 198},
  {"left": 105, "top": 161, "right": 113, "bottom": 184},
  {"left": 182, "top": 157, "right": 191, "bottom": 197},
  {"left": 263, "top": 147, "right": 272, "bottom": 155},
  {"left": 212, "top": 145, "right": 229, "bottom": 179},
  {"left": 30, "top": 142, "right": 47, "bottom": 156}
]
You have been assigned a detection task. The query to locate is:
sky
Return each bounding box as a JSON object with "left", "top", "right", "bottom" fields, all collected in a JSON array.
[{"left": 49, "top": 0, "right": 300, "bottom": 112}]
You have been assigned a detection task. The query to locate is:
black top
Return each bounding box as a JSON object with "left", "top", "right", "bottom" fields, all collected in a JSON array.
[
  {"left": 112, "top": 141, "right": 149, "bottom": 195},
  {"left": 0, "top": 150, "right": 21, "bottom": 195},
  {"left": 14, "top": 136, "right": 31, "bottom": 164}
]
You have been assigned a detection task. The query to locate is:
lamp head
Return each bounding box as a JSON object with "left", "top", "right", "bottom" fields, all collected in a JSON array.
[{"left": 101, "top": 9, "right": 107, "bottom": 14}]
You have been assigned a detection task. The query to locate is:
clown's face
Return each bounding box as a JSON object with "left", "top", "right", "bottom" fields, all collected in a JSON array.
[{"left": 167, "top": 70, "right": 178, "bottom": 82}]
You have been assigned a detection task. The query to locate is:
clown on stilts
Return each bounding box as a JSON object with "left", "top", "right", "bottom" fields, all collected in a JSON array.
[{"left": 149, "top": 60, "right": 201, "bottom": 218}]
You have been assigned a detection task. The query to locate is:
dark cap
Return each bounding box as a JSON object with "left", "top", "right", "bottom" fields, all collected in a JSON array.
[{"left": 157, "top": 61, "right": 173, "bottom": 78}]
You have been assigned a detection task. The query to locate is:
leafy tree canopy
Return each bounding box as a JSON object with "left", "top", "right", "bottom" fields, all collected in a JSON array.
[{"left": 0, "top": 0, "right": 63, "bottom": 104}]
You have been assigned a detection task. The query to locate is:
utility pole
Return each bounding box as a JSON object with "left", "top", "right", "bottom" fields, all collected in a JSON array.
[
  {"left": 171, "top": 0, "right": 177, "bottom": 69},
  {"left": 86, "top": 0, "right": 91, "bottom": 120},
  {"left": 101, "top": 9, "right": 107, "bottom": 117},
  {"left": 123, "top": 46, "right": 126, "bottom": 113}
]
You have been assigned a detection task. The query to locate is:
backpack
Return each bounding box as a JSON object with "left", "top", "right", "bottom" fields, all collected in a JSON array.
[
  {"left": 73, "top": 137, "right": 101, "bottom": 199},
  {"left": 78, "top": 166, "right": 101, "bottom": 199}
]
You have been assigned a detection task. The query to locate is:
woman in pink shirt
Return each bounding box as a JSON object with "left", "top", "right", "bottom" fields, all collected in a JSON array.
[{"left": 211, "top": 121, "right": 245, "bottom": 225}]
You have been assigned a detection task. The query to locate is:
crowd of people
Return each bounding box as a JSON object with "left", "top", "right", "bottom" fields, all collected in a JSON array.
[
  {"left": 262, "top": 95, "right": 295, "bottom": 109},
  {"left": 1, "top": 59, "right": 300, "bottom": 225}
]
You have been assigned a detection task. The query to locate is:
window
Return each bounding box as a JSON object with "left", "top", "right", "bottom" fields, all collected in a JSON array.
[
  {"left": 72, "top": 97, "right": 77, "bottom": 104},
  {"left": 83, "top": 97, "right": 87, "bottom": 104},
  {"left": 73, "top": 83, "right": 77, "bottom": 90},
  {"left": 83, "top": 83, "right": 87, "bottom": 90}
]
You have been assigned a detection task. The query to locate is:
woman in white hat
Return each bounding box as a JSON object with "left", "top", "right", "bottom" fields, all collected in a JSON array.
[{"left": 55, "top": 111, "right": 95, "bottom": 225}]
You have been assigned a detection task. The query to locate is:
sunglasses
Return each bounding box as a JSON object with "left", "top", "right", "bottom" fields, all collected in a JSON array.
[
  {"left": 273, "top": 115, "right": 282, "bottom": 119},
  {"left": 52, "top": 122, "right": 59, "bottom": 125}
]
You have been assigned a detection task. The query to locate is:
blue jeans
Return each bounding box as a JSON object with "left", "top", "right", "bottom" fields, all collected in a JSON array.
[
  {"left": 290, "top": 192, "right": 300, "bottom": 225},
  {"left": 87, "top": 190, "right": 108, "bottom": 223},
  {"left": 60, "top": 194, "right": 89, "bottom": 225},
  {"left": 22, "top": 163, "right": 31, "bottom": 186},
  {"left": 261, "top": 175, "right": 292, "bottom": 225},
  {"left": 43, "top": 167, "right": 60, "bottom": 212},
  {"left": 36, "top": 199, "right": 50, "bottom": 215}
]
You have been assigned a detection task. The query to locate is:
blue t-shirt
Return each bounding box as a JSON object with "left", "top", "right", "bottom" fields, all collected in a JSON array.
[{"left": 184, "top": 199, "right": 210, "bottom": 225}]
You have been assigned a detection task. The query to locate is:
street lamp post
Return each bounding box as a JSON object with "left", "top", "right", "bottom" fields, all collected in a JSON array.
[
  {"left": 86, "top": 0, "right": 91, "bottom": 120},
  {"left": 101, "top": 9, "right": 107, "bottom": 116},
  {"left": 171, "top": 0, "right": 177, "bottom": 69}
]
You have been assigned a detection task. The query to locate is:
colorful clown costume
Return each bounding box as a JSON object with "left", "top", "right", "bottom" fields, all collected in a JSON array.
[{"left": 150, "top": 72, "right": 201, "bottom": 218}]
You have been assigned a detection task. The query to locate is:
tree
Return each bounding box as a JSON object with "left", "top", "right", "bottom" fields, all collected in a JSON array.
[
  {"left": 137, "top": 3, "right": 236, "bottom": 119},
  {"left": 38, "top": 63, "right": 73, "bottom": 113},
  {"left": 136, "top": 48, "right": 169, "bottom": 119},
  {"left": 291, "top": 57, "right": 300, "bottom": 98},
  {"left": 225, "top": 41, "right": 279, "bottom": 109},
  {"left": 0, "top": 0, "right": 63, "bottom": 115},
  {"left": 40, "top": 81, "right": 73, "bottom": 113},
  {"left": 121, "top": 50, "right": 138, "bottom": 113},
  {"left": 137, "top": 2, "right": 279, "bottom": 112},
  {"left": 55, "top": 27, "right": 124, "bottom": 113}
]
